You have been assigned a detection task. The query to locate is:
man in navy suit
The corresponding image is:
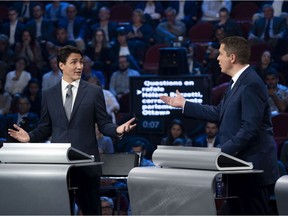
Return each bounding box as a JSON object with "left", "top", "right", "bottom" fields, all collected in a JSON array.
[
  {"left": 8, "top": 45, "right": 136, "bottom": 215},
  {"left": 160, "top": 36, "right": 279, "bottom": 214},
  {"left": 193, "top": 122, "right": 220, "bottom": 148}
]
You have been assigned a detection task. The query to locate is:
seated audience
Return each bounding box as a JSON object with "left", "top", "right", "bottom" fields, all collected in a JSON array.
[
  {"left": 155, "top": 7, "right": 186, "bottom": 45},
  {"left": 248, "top": 4, "right": 287, "bottom": 48},
  {"left": 5, "top": 94, "right": 39, "bottom": 142},
  {"left": 265, "top": 69, "right": 288, "bottom": 115},
  {"left": 186, "top": 43, "right": 203, "bottom": 74},
  {"left": 82, "top": 55, "right": 105, "bottom": 87},
  {"left": 85, "top": 28, "right": 111, "bottom": 73},
  {"left": 201, "top": 0, "right": 232, "bottom": 22},
  {"left": 131, "top": 140, "right": 154, "bottom": 166},
  {"left": 5, "top": 56, "right": 31, "bottom": 96},
  {"left": 23, "top": 78, "right": 41, "bottom": 117},
  {"left": 42, "top": 55, "right": 62, "bottom": 91},
  {"left": 254, "top": 50, "right": 276, "bottom": 82},
  {"left": 160, "top": 118, "right": 192, "bottom": 146},
  {"left": 96, "top": 124, "right": 115, "bottom": 154},
  {"left": 87, "top": 75, "right": 119, "bottom": 124},
  {"left": 0, "top": 79, "right": 12, "bottom": 115},
  {"left": 193, "top": 122, "right": 220, "bottom": 148},
  {"left": 58, "top": 4, "right": 88, "bottom": 51},
  {"left": 0, "top": 34, "right": 15, "bottom": 81},
  {"left": 101, "top": 196, "right": 114, "bottom": 216},
  {"left": 13, "top": 1, "right": 36, "bottom": 24},
  {"left": 44, "top": 0, "right": 69, "bottom": 22},
  {"left": 109, "top": 55, "right": 140, "bottom": 101},
  {"left": 214, "top": 7, "right": 243, "bottom": 37}
]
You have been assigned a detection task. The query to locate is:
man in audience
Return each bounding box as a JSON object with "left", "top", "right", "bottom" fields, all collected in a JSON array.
[
  {"left": 265, "top": 69, "right": 288, "bottom": 115},
  {"left": 109, "top": 55, "right": 140, "bottom": 101},
  {"left": 101, "top": 196, "right": 114, "bottom": 216},
  {"left": 42, "top": 55, "right": 62, "bottom": 90},
  {"left": 155, "top": 7, "right": 186, "bottom": 45},
  {"left": 248, "top": 4, "right": 287, "bottom": 48},
  {"left": 193, "top": 122, "right": 220, "bottom": 148}
]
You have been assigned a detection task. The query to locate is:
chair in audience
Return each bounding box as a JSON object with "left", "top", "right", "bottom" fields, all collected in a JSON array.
[
  {"left": 230, "top": 2, "right": 259, "bottom": 22},
  {"left": 143, "top": 43, "right": 168, "bottom": 74},
  {"left": 188, "top": 22, "right": 214, "bottom": 43},
  {"left": 0, "top": 5, "right": 9, "bottom": 22},
  {"left": 237, "top": 21, "right": 252, "bottom": 39},
  {"left": 109, "top": 3, "right": 133, "bottom": 23},
  {"left": 211, "top": 82, "right": 230, "bottom": 106}
]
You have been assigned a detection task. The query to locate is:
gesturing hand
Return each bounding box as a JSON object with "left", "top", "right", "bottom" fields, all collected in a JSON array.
[
  {"left": 116, "top": 117, "right": 137, "bottom": 136},
  {"left": 160, "top": 90, "right": 186, "bottom": 108},
  {"left": 8, "top": 124, "right": 30, "bottom": 143}
]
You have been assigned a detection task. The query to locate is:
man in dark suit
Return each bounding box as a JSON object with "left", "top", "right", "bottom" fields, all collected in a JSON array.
[
  {"left": 193, "top": 122, "right": 220, "bottom": 148},
  {"left": 160, "top": 36, "right": 279, "bottom": 214},
  {"left": 13, "top": 1, "right": 36, "bottom": 24},
  {"left": 8, "top": 45, "right": 136, "bottom": 215},
  {"left": 248, "top": 4, "right": 287, "bottom": 48}
]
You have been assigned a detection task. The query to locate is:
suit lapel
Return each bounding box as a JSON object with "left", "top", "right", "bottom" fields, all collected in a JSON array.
[{"left": 70, "top": 80, "right": 87, "bottom": 121}]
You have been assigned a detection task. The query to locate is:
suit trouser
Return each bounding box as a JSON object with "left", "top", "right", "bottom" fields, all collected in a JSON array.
[{"left": 69, "top": 166, "right": 102, "bottom": 215}]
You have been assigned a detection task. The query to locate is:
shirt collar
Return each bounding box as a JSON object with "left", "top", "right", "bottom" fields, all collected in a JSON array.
[
  {"left": 231, "top": 64, "right": 250, "bottom": 87},
  {"left": 61, "top": 78, "right": 80, "bottom": 90}
]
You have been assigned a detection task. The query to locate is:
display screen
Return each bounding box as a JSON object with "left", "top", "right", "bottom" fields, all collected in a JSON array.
[{"left": 129, "top": 75, "right": 212, "bottom": 134}]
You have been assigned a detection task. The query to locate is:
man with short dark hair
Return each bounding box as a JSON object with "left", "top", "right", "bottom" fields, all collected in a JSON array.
[
  {"left": 8, "top": 45, "right": 136, "bottom": 215},
  {"left": 160, "top": 36, "right": 279, "bottom": 214}
]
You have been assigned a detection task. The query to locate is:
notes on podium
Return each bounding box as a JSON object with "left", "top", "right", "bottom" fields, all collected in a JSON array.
[
  {"left": 153, "top": 145, "right": 253, "bottom": 170},
  {"left": 0, "top": 143, "right": 94, "bottom": 164}
]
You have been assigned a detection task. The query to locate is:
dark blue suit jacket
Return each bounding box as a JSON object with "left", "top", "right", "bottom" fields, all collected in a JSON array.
[
  {"left": 251, "top": 16, "right": 287, "bottom": 38},
  {"left": 28, "top": 80, "right": 118, "bottom": 161},
  {"left": 193, "top": 134, "right": 221, "bottom": 148},
  {"left": 168, "top": 0, "right": 198, "bottom": 21},
  {"left": 184, "top": 67, "right": 279, "bottom": 186},
  {"left": 58, "top": 16, "right": 88, "bottom": 39},
  {"left": 1, "top": 21, "right": 26, "bottom": 45},
  {"left": 26, "top": 18, "right": 54, "bottom": 41}
]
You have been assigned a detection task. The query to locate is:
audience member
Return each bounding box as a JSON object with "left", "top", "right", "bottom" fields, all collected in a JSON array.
[
  {"left": 160, "top": 118, "right": 192, "bottom": 146},
  {"left": 23, "top": 78, "right": 42, "bottom": 117},
  {"left": 85, "top": 28, "right": 111, "bottom": 72},
  {"left": 214, "top": 7, "right": 243, "bottom": 37},
  {"left": 87, "top": 75, "right": 119, "bottom": 124},
  {"left": 135, "top": 0, "right": 164, "bottom": 28},
  {"left": 13, "top": 1, "right": 36, "bottom": 24},
  {"left": 273, "top": 38, "right": 288, "bottom": 81},
  {"left": 44, "top": 0, "right": 69, "bottom": 22},
  {"left": 101, "top": 196, "right": 114, "bottom": 216},
  {"left": 168, "top": 0, "right": 199, "bottom": 30},
  {"left": 109, "top": 55, "right": 140, "bottom": 101},
  {"left": 14, "top": 29, "right": 46, "bottom": 79},
  {"left": 42, "top": 55, "right": 62, "bottom": 91},
  {"left": 0, "top": 79, "right": 12, "bottom": 115},
  {"left": 109, "top": 27, "right": 141, "bottom": 72},
  {"left": 0, "top": 34, "right": 15, "bottom": 81},
  {"left": 201, "top": 0, "right": 232, "bottom": 22},
  {"left": 186, "top": 43, "right": 203, "bottom": 74},
  {"left": 58, "top": 4, "right": 88, "bottom": 51},
  {"left": 5, "top": 56, "right": 31, "bottom": 96},
  {"left": 265, "top": 69, "right": 288, "bottom": 115},
  {"left": 46, "top": 26, "right": 77, "bottom": 56},
  {"left": 126, "top": 9, "right": 154, "bottom": 65},
  {"left": 1, "top": 7, "right": 26, "bottom": 49},
  {"left": 155, "top": 7, "right": 186, "bottom": 45},
  {"left": 131, "top": 140, "right": 154, "bottom": 166},
  {"left": 82, "top": 55, "right": 105, "bottom": 87},
  {"left": 193, "top": 122, "right": 220, "bottom": 148},
  {"left": 96, "top": 124, "right": 115, "bottom": 154},
  {"left": 254, "top": 50, "right": 276, "bottom": 82},
  {"left": 248, "top": 4, "right": 287, "bottom": 48},
  {"left": 78, "top": 1, "right": 107, "bottom": 24},
  {"left": 26, "top": 3, "right": 55, "bottom": 43},
  {"left": 90, "top": 7, "right": 118, "bottom": 43},
  {"left": 5, "top": 94, "right": 39, "bottom": 142}
]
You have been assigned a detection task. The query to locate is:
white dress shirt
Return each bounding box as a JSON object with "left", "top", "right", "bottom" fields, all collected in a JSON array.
[{"left": 61, "top": 79, "right": 80, "bottom": 111}]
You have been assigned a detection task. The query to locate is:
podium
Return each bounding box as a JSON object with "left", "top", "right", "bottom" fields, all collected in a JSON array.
[
  {"left": 128, "top": 146, "right": 262, "bottom": 215},
  {"left": 0, "top": 143, "right": 102, "bottom": 215}
]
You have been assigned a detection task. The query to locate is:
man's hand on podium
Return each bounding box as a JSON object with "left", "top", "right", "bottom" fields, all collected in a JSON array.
[
  {"left": 8, "top": 124, "right": 30, "bottom": 142},
  {"left": 160, "top": 90, "right": 186, "bottom": 108}
]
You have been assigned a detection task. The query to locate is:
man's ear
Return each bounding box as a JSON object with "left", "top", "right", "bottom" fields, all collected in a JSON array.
[
  {"left": 230, "top": 54, "right": 236, "bottom": 64},
  {"left": 59, "top": 62, "right": 64, "bottom": 70}
]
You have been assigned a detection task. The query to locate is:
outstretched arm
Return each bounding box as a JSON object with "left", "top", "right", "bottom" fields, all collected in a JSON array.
[
  {"left": 8, "top": 124, "right": 30, "bottom": 142},
  {"left": 160, "top": 90, "right": 186, "bottom": 108},
  {"left": 116, "top": 117, "right": 137, "bottom": 136}
]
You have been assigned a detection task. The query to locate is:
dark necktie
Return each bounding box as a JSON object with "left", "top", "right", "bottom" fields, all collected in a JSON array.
[
  {"left": 225, "top": 79, "right": 234, "bottom": 99},
  {"left": 22, "top": 5, "right": 27, "bottom": 17},
  {"left": 64, "top": 84, "right": 73, "bottom": 120},
  {"left": 264, "top": 19, "right": 271, "bottom": 41}
]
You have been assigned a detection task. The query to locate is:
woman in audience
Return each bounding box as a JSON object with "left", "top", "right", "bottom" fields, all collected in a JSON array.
[
  {"left": 14, "top": 29, "right": 46, "bottom": 79},
  {"left": 23, "top": 78, "right": 41, "bottom": 117},
  {"left": 5, "top": 56, "right": 31, "bottom": 96},
  {"left": 254, "top": 50, "right": 277, "bottom": 82},
  {"left": 85, "top": 28, "right": 111, "bottom": 72},
  {"left": 160, "top": 118, "right": 192, "bottom": 147}
]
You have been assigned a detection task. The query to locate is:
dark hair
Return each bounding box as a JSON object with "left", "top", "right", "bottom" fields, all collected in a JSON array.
[
  {"left": 166, "top": 118, "right": 186, "bottom": 145},
  {"left": 219, "top": 7, "right": 229, "bottom": 14},
  {"left": 21, "top": 29, "right": 36, "bottom": 46},
  {"left": 57, "top": 45, "right": 83, "bottom": 70},
  {"left": 16, "top": 55, "right": 29, "bottom": 67},
  {"left": 91, "top": 28, "right": 108, "bottom": 48},
  {"left": 264, "top": 67, "right": 279, "bottom": 78},
  {"left": 220, "top": 36, "right": 250, "bottom": 65}
]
